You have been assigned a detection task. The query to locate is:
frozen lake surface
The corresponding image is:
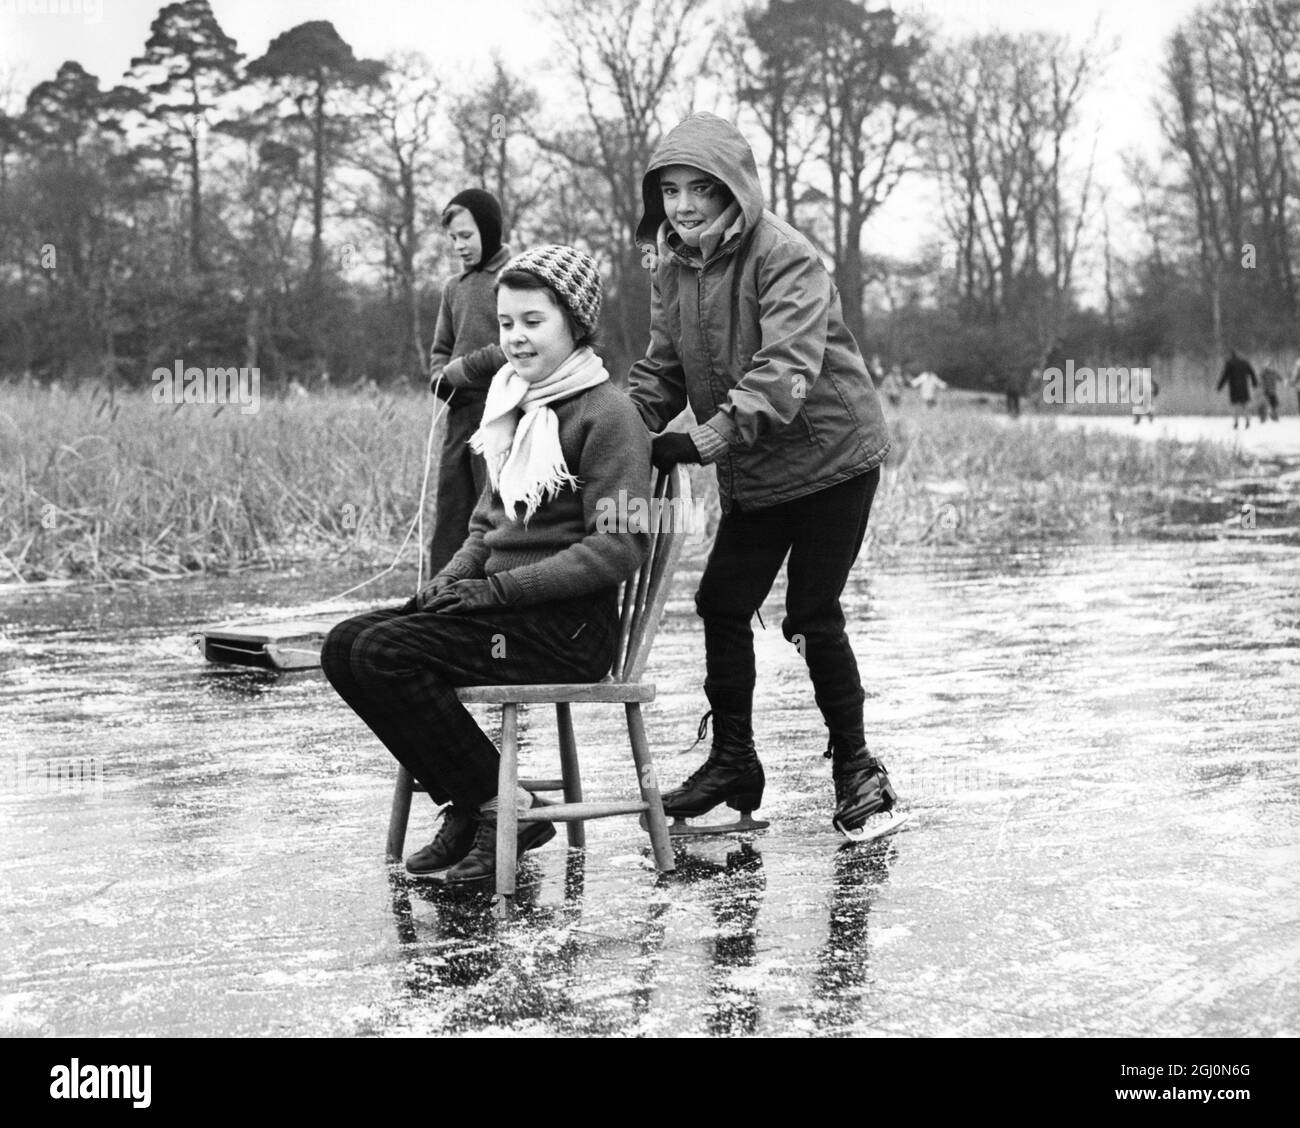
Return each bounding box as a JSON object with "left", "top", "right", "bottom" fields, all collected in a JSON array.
[{"left": 2, "top": 539, "right": 1297, "bottom": 1037}]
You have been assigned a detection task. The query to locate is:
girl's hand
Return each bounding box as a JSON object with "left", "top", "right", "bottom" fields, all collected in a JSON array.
[
  {"left": 423, "top": 575, "right": 519, "bottom": 614},
  {"left": 651, "top": 431, "right": 701, "bottom": 470},
  {"left": 414, "top": 573, "right": 458, "bottom": 611}
]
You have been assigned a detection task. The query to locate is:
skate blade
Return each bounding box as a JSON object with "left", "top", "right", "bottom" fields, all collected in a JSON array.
[
  {"left": 836, "top": 810, "right": 910, "bottom": 843},
  {"left": 640, "top": 812, "right": 770, "bottom": 837}
]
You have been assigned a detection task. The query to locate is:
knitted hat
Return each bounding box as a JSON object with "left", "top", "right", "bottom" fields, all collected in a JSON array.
[
  {"left": 442, "top": 189, "right": 503, "bottom": 269},
  {"left": 501, "top": 244, "right": 602, "bottom": 337}
]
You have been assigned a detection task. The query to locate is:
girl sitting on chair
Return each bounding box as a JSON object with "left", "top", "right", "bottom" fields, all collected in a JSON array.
[{"left": 322, "top": 245, "right": 652, "bottom": 886}]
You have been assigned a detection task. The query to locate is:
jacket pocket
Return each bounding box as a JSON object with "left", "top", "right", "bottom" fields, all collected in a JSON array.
[{"left": 797, "top": 405, "right": 819, "bottom": 445}]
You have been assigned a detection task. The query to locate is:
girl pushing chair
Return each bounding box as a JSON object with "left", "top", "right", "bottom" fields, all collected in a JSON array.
[{"left": 628, "top": 112, "right": 904, "bottom": 842}]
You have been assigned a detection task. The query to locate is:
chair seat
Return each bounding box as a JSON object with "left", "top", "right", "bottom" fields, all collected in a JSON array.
[{"left": 455, "top": 681, "right": 655, "bottom": 704}]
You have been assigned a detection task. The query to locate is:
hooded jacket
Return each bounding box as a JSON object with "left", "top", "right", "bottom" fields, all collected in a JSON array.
[
  {"left": 628, "top": 113, "right": 891, "bottom": 512},
  {"left": 429, "top": 244, "right": 512, "bottom": 409}
]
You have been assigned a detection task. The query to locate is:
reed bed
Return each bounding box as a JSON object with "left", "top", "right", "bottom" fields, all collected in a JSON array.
[
  {"left": 0, "top": 383, "right": 430, "bottom": 582},
  {"left": 863, "top": 402, "right": 1247, "bottom": 556},
  {"left": 0, "top": 384, "right": 1250, "bottom": 583}
]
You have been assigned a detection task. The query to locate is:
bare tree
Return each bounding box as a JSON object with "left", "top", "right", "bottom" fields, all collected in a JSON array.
[
  {"left": 805, "top": 0, "right": 927, "bottom": 346},
  {"left": 446, "top": 54, "right": 543, "bottom": 240},
  {"left": 347, "top": 53, "right": 443, "bottom": 380},
  {"left": 924, "top": 29, "right": 1103, "bottom": 348},
  {"left": 722, "top": 0, "right": 926, "bottom": 347},
  {"left": 538, "top": 0, "right": 711, "bottom": 372},
  {"left": 1155, "top": 1, "right": 1300, "bottom": 349},
  {"left": 723, "top": 0, "right": 820, "bottom": 221}
]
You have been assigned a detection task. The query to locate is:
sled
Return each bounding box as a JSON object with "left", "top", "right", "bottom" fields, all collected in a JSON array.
[{"left": 198, "top": 616, "right": 348, "bottom": 671}]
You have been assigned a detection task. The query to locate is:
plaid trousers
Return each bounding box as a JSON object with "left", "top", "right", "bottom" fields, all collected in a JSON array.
[{"left": 321, "top": 592, "right": 618, "bottom": 809}]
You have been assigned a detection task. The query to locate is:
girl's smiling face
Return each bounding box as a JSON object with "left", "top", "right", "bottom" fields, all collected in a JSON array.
[
  {"left": 498, "top": 284, "right": 577, "bottom": 384},
  {"left": 446, "top": 207, "right": 482, "bottom": 268},
  {"left": 659, "top": 164, "right": 729, "bottom": 247}
]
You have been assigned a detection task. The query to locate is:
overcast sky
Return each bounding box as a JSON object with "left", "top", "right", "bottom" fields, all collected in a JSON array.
[{"left": 0, "top": 0, "right": 1209, "bottom": 295}]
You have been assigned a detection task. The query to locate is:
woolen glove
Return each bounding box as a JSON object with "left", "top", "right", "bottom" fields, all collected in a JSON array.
[
  {"left": 423, "top": 574, "right": 520, "bottom": 614},
  {"left": 651, "top": 431, "right": 701, "bottom": 471},
  {"left": 459, "top": 344, "right": 508, "bottom": 388},
  {"left": 430, "top": 359, "right": 462, "bottom": 402},
  {"left": 413, "top": 572, "right": 459, "bottom": 611}
]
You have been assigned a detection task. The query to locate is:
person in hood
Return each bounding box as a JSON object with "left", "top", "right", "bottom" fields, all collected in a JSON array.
[
  {"left": 627, "top": 112, "right": 901, "bottom": 842},
  {"left": 427, "top": 189, "right": 513, "bottom": 572}
]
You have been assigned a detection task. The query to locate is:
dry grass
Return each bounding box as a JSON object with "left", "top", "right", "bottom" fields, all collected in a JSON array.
[
  {"left": 0, "top": 384, "right": 1250, "bottom": 582},
  {"left": 0, "top": 383, "right": 431, "bottom": 582},
  {"left": 864, "top": 401, "right": 1246, "bottom": 553}
]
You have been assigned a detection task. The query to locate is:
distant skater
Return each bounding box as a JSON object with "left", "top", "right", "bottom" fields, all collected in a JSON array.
[
  {"left": 1001, "top": 369, "right": 1022, "bottom": 417},
  {"left": 880, "top": 364, "right": 905, "bottom": 408},
  {"left": 911, "top": 369, "right": 948, "bottom": 409},
  {"left": 1135, "top": 376, "right": 1159, "bottom": 424},
  {"left": 1259, "top": 364, "right": 1282, "bottom": 423},
  {"left": 1217, "top": 349, "right": 1257, "bottom": 430}
]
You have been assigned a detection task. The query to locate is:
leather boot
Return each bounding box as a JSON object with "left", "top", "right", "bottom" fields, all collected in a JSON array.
[
  {"left": 826, "top": 735, "right": 897, "bottom": 836},
  {"left": 661, "top": 710, "right": 766, "bottom": 818},
  {"left": 405, "top": 804, "right": 477, "bottom": 875},
  {"left": 435, "top": 798, "right": 556, "bottom": 886}
]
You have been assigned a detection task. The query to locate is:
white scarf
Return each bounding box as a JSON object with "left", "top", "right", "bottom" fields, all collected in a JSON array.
[{"left": 470, "top": 346, "right": 609, "bottom": 524}]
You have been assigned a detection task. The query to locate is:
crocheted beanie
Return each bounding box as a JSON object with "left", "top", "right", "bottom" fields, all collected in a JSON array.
[{"left": 501, "top": 244, "right": 602, "bottom": 336}]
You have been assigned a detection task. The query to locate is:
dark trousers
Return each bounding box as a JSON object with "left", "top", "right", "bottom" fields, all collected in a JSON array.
[
  {"left": 321, "top": 594, "right": 617, "bottom": 809},
  {"left": 428, "top": 401, "right": 489, "bottom": 574},
  {"left": 694, "top": 468, "right": 879, "bottom": 748}
]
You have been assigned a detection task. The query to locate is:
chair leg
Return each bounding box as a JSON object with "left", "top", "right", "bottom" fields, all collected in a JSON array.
[
  {"left": 626, "top": 703, "right": 674, "bottom": 873},
  {"left": 386, "top": 765, "right": 415, "bottom": 863},
  {"left": 495, "top": 703, "right": 520, "bottom": 906},
  {"left": 556, "top": 702, "right": 585, "bottom": 849}
]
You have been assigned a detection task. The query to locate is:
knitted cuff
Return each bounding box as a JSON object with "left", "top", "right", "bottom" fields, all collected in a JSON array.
[
  {"left": 490, "top": 571, "right": 525, "bottom": 604},
  {"left": 443, "top": 357, "right": 466, "bottom": 386},
  {"left": 438, "top": 560, "right": 480, "bottom": 582},
  {"left": 688, "top": 422, "right": 730, "bottom": 465}
]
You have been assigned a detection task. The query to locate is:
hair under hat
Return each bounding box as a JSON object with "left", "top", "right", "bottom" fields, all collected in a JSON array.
[{"left": 500, "top": 244, "right": 602, "bottom": 337}]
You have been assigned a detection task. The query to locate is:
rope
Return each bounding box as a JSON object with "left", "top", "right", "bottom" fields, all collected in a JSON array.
[{"left": 323, "top": 371, "right": 449, "bottom": 604}]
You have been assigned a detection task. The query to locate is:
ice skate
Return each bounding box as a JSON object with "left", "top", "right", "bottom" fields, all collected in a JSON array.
[
  {"left": 828, "top": 740, "right": 909, "bottom": 844},
  {"left": 642, "top": 710, "right": 769, "bottom": 837}
]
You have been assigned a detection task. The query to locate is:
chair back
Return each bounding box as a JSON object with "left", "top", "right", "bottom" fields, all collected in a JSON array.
[{"left": 609, "top": 465, "right": 691, "bottom": 683}]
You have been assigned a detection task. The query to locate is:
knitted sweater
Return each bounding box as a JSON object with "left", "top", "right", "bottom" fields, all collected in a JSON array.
[
  {"left": 438, "top": 382, "right": 652, "bottom": 605},
  {"left": 428, "top": 245, "right": 511, "bottom": 408}
]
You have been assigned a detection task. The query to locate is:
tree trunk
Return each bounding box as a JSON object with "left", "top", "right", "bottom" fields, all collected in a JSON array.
[
  {"left": 838, "top": 213, "right": 867, "bottom": 349},
  {"left": 189, "top": 128, "right": 204, "bottom": 273},
  {"left": 311, "top": 85, "right": 326, "bottom": 288}
]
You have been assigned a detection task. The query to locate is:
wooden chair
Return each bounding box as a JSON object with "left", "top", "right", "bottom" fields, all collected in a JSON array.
[{"left": 386, "top": 465, "right": 690, "bottom": 912}]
